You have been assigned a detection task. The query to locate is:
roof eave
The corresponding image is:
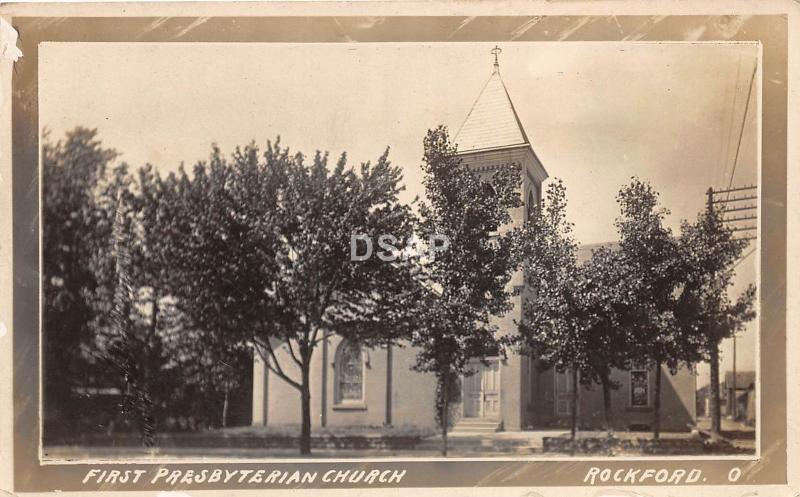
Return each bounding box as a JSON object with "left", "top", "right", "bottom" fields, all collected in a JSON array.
[
  {"left": 457, "top": 142, "right": 549, "bottom": 185},
  {"left": 456, "top": 142, "right": 531, "bottom": 156}
]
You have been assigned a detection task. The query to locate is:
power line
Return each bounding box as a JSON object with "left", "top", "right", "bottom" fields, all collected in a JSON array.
[
  {"left": 733, "top": 247, "right": 756, "bottom": 269},
  {"left": 719, "top": 52, "right": 742, "bottom": 187},
  {"left": 724, "top": 59, "right": 758, "bottom": 202}
]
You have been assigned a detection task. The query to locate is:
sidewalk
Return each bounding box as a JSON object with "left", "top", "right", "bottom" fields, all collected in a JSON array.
[
  {"left": 42, "top": 420, "right": 755, "bottom": 460},
  {"left": 694, "top": 416, "right": 756, "bottom": 452}
]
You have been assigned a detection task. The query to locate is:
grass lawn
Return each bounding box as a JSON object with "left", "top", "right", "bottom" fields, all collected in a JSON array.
[
  {"left": 42, "top": 420, "right": 754, "bottom": 458},
  {"left": 220, "top": 423, "right": 437, "bottom": 438}
]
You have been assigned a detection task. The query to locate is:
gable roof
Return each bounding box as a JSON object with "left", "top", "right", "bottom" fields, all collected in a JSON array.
[
  {"left": 576, "top": 241, "right": 620, "bottom": 265},
  {"left": 454, "top": 69, "right": 530, "bottom": 154},
  {"left": 724, "top": 371, "right": 756, "bottom": 390}
]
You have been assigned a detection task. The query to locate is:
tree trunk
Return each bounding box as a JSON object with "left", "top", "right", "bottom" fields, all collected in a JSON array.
[
  {"left": 144, "top": 290, "right": 159, "bottom": 418},
  {"left": 221, "top": 383, "right": 230, "bottom": 428},
  {"left": 653, "top": 361, "right": 662, "bottom": 440},
  {"left": 600, "top": 372, "right": 612, "bottom": 433},
  {"left": 709, "top": 337, "right": 721, "bottom": 435},
  {"left": 147, "top": 290, "right": 159, "bottom": 375},
  {"left": 300, "top": 362, "right": 312, "bottom": 455},
  {"left": 441, "top": 372, "right": 449, "bottom": 457},
  {"left": 570, "top": 367, "right": 578, "bottom": 442}
]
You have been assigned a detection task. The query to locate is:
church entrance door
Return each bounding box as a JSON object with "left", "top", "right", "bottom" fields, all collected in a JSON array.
[{"left": 462, "top": 358, "right": 501, "bottom": 419}]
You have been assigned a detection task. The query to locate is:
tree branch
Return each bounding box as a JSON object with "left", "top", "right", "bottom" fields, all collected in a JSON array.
[
  {"left": 254, "top": 337, "right": 301, "bottom": 391},
  {"left": 310, "top": 329, "right": 334, "bottom": 347},
  {"left": 285, "top": 338, "right": 303, "bottom": 368},
  {"left": 312, "top": 272, "right": 340, "bottom": 346}
]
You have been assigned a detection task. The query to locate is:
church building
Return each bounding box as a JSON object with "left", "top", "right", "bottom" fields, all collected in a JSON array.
[{"left": 251, "top": 51, "right": 696, "bottom": 434}]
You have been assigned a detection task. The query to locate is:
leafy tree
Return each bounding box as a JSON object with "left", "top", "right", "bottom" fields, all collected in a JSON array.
[
  {"left": 578, "top": 246, "right": 639, "bottom": 432},
  {"left": 125, "top": 166, "right": 190, "bottom": 428},
  {"left": 105, "top": 188, "right": 156, "bottom": 446},
  {"left": 677, "top": 203, "right": 756, "bottom": 436},
  {"left": 412, "top": 126, "right": 522, "bottom": 455},
  {"left": 42, "top": 127, "right": 119, "bottom": 433},
  {"left": 517, "top": 179, "right": 586, "bottom": 441},
  {"left": 92, "top": 163, "right": 186, "bottom": 442},
  {"left": 89, "top": 163, "right": 135, "bottom": 348},
  {"left": 168, "top": 145, "right": 284, "bottom": 431},
  {"left": 267, "top": 142, "right": 421, "bottom": 455},
  {"left": 171, "top": 141, "right": 421, "bottom": 455},
  {"left": 43, "top": 128, "right": 164, "bottom": 441},
  {"left": 614, "top": 178, "right": 700, "bottom": 439},
  {"left": 42, "top": 128, "right": 254, "bottom": 440},
  {"left": 520, "top": 181, "right": 646, "bottom": 437}
]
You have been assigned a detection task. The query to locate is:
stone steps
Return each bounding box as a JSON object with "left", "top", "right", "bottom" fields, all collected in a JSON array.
[{"left": 450, "top": 418, "right": 501, "bottom": 435}]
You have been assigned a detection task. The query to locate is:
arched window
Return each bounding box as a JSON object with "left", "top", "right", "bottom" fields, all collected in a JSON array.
[
  {"left": 335, "top": 340, "right": 364, "bottom": 404},
  {"left": 527, "top": 189, "right": 537, "bottom": 223},
  {"left": 630, "top": 367, "right": 650, "bottom": 407}
]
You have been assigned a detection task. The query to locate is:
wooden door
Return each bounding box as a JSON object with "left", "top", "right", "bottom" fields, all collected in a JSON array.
[
  {"left": 481, "top": 359, "right": 501, "bottom": 419},
  {"left": 462, "top": 359, "right": 501, "bottom": 419},
  {"left": 463, "top": 365, "right": 483, "bottom": 418}
]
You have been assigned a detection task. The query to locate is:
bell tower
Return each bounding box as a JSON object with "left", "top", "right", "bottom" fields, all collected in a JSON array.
[
  {"left": 453, "top": 46, "right": 548, "bottom": 430},
  {"left": 454, "top": 45, "right": 548, "bottom": 226}
]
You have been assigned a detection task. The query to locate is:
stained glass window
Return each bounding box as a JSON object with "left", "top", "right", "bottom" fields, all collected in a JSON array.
[
  {"left": 630, "top": 370, "right": 649, "bottom": 407},
  {"left": 337, "top": 341, "right": 363, "bottom": 402}
]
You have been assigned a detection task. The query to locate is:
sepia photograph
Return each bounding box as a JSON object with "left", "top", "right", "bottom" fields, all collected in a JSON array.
[
  {"left": 38, "top": 39, "right": 760, "bottom": 461},
  {"left": 3, "top": 7, "right": 795, "bottom": 494}
]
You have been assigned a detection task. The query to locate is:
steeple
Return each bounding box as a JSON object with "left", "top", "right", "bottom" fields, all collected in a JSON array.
[
  {"left": 491, "top": 45, "right": 502, "bottom": 72},
  {"left": 454, "top": 46, "right": 530, "bottom": 154}
]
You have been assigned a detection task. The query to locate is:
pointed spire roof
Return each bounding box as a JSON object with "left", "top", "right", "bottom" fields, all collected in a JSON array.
[{"left": 454, "top": 60, "right": 530, "bottom": 154}]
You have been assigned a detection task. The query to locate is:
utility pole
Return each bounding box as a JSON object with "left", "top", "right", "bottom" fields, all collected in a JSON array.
[
  {"left": 708, "top": 185, "right": 758, "bottom": 243},
  {"left": 706, "top": 184, "right": 757, "bottom": 424}
]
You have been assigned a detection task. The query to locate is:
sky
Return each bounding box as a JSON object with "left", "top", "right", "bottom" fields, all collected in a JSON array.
[{"left": 39, "top": 41, "right": 759, "bottom": 383}]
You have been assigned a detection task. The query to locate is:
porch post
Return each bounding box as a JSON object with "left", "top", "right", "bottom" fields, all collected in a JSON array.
[
  {"left": 385, "top": 344, "right": 393, "bottom": 426},
  {"left": 499, "top": 289, "right": 525, "bottom": 431},
  {"left": 321, "top": 333, "right": 328, "bottom": 427},
  {"left": 501, "top": 355, "right": 523, "bottom": 430},
  {"left": 251, "top": 353, "right": 268, "bottom": 426}
]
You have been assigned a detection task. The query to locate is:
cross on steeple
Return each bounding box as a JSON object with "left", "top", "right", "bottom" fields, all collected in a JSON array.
[{"left": 491, "top": 45, "right": 502, "bottom": 71}]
